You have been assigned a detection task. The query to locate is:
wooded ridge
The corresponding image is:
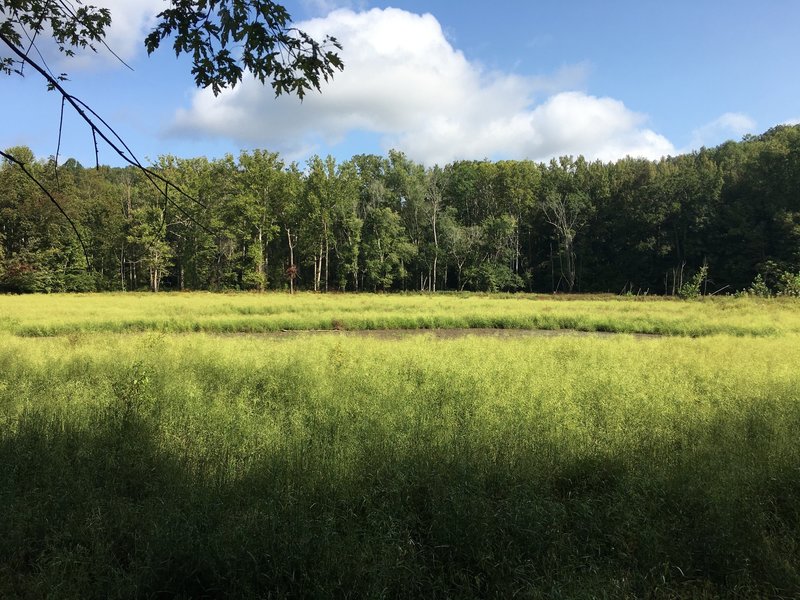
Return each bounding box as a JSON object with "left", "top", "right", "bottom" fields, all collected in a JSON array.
[{"left": 1, "top": 124, "right": 798, "bottom": 295}]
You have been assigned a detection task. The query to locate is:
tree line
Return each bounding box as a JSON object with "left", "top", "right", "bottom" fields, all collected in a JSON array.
[{"left": 1, "top": 124, "right": 799, "bottom": 295}]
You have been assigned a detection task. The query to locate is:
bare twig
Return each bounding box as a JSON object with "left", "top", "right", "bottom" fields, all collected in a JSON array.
[
  {"left": 711, "top": 285, "right": 730, "bottom": 296},
  {"left": 68, "top": 96, "right": 207, "bottom": 210},
  {"left": 54, "top": 0, "right": 134, "bottom": 71},
  {"left": 19, "top": 23, "right": 58, "bottom": 81},
  {"left": 54, "top": 95, "right": 65, "bottom": 189},
  {"left": 92, "top": 128, "right": 99, "bottom": 170}
]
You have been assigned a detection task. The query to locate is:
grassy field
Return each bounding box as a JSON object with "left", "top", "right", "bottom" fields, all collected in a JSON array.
[
  {"left": 1, "top": 293, "right": 799, "bottom": 597},
  {"left": 2, "top": 291, "right": 800, "bottom": 337}
]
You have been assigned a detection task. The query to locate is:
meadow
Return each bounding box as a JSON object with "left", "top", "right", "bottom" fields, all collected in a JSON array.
[
  {"left": 1, "top": 293, "right": 799, "bottom": 598},
  {"left": 2, "top": 291, "right": 800, "bottom": 337}
]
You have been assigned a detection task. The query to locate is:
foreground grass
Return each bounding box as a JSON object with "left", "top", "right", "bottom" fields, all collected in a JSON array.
[
  {"left": 2, "top": 331, "right": 799, "bottom": 598},
  {"left": 1, "top": 291, "right": 799, "bottom": 336}
]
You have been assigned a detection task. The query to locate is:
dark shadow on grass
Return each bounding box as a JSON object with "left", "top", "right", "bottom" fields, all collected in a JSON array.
[{"left": 1, "top": 409, "right": 799, "bottom": 598}]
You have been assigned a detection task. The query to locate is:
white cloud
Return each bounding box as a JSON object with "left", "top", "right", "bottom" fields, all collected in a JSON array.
[
  {"left": 168, "top": 7, "right": 675, "bottom": 165},
  {"left": 390, "top": 91, "right": 675, "bottom": 166},
  {"left": 688, "top": 112, "right": 757, "bottom": 149}
]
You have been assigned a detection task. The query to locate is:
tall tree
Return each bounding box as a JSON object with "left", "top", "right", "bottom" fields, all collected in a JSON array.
[
  {"left": 276, "top": 164, "right": 305, "bottom": 293},
  {"left": 330, "top": 160, "right": 362, "bottom": 291},
  {"left": 440, "top": 214, "right": 482, "bottom": 291},
  {"left": 494, "top": 160, "right": 540, "bottom": 279},
  {"left": 362, "top": 207, "right": 415, "bottom": 291},
  {"left": 425, "top": 168, "right": 445, "bottom": 292},
  {"left": 541, "top": 157, "right": 593, "bottom": 292},
  {"left": 1, "top": 0, "right": 343, "bottom": 273},
  {"left": 386, "top": 151, "right": 427, "bottom": 289},
  {"left": 238, "top": 150, "right": 285, "bottom": 291},
  {"left": 652, "top": 151, "right": 722, "bottom": 294}
]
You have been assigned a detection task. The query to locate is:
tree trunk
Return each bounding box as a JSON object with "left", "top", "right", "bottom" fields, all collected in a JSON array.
[
  {"left": 119, "top": 245, "right": 126, "bottom": 291},
  {"left": 286, "top": 227, "right": 295, "bottom": 295},
  {"left": 514, "top": 216, "right": 520, "bottom": 274},
  {"left": 565, "top": 233, "right": 575, "bottom": 292},
  {"left": 324, "top": 222, "right": 330, "bottom": 293},
  {"left": 313, "top": 247, "right": 322, "bottom": 292},
  {"left": 431, "top": 211, "right": 438, "bottom": 293},
  {"left": 256, "top": 226, "right": 265, "bottom": 292}
]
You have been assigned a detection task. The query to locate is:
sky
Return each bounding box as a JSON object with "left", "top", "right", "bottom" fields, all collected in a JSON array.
[{"left": 2, "top": 0, "right": 799, "bottom": 168}]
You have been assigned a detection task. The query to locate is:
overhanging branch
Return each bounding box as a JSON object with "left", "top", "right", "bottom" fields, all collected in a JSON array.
[
  {"left": 0, "top": 149, "right": 91, "bottom": 269},
  {"left": 0, "top": 30, "right": 212, "bottom": 240}
]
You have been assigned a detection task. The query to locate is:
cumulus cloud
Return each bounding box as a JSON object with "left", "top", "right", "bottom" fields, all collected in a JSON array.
[
  {"left": 688, "top": 112, "right": 757, "bottom": 149},
  {"left": 168, "top": 7, "right": 675, "bottom": 165},
  {"left": 91, "top": 0, "right": 163, "bottom": 62}
]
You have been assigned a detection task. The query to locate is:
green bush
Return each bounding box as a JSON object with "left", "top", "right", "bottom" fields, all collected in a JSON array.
[
  {"left": 0, "top": 257, "right": 54, "bottom": 293},
  {"left": 745, "top": 274, "right": 773, "bottom": 298},
  {"left": 778, "top": 271, "right": 800, "bottom": 297},
  {"left": 464, "top": 263, "right": 523, "bottom": 292},
  {"left": 61, "top": 270, "right": 101, "bottom": 292},
  {"left": 678, "top": 265, "right": 708, "bottom": 299}
]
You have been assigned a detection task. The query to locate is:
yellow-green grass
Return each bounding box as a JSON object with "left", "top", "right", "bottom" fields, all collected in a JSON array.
[
  {"left": 1, "top": 331, "right": 799, "bottom": 597},
  {"left": 1, "top": 291, "right": 799, "bottom": 336}
]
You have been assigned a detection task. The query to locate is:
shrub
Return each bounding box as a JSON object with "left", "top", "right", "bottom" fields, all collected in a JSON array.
[
  {"left": 62, "top": 271, "right": 101, "bottom": 293},
  {"left": 678, "top": 265, "right": 708, "bottom": 300},
  {"left": 0, "top": 258, "right": 54, "bottom": 293},
  {"left": 746, "top": 274, "right": 773, "bottom": 298},
  {"left": 777, "top": 271, "right": 800, "bottom": 297},
  {"left": 464, "top": 263, "right": 523, "bottom": 293}
]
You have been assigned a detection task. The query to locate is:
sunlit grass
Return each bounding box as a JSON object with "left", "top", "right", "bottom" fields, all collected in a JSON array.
[{"left": 1, "top": 291, "right": 798, "bottom": 336}]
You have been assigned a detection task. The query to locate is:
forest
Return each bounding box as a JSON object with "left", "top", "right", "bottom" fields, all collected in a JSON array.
[{"left": 1, "top": 123, "right": 799, "bottom": 296}]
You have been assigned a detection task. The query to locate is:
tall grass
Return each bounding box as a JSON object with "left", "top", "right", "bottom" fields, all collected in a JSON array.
[
  {"left": 1, "top": 291, "right": 799, "bottom": 337},
  {"left": 2, "top": 331, "right": 799, "bottom": 597}
]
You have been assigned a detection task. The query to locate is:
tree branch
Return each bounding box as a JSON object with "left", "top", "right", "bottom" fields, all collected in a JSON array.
[
  {"left": 0, "top": 149, "right": 91, "bottom": 269},
  {"left": 54, "top": 0, "right": 134, "bottom": 71},
  {"left": 0, "top": 30, "right": 212, "bottom": 238},
  {"left": 55, "top": 95, "right": 65, "bottom": 189}
]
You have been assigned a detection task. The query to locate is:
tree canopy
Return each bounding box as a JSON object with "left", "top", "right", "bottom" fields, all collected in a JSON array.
[
  {"left": 3, "top": 125, "right": 799, "bottom": 295},
  {"left": 1, "top": 0, "right": 343, "bottom": 268}
]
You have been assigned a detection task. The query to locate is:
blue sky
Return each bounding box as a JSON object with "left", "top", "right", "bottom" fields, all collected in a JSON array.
[{"left": 2, "top": 0, "right": 799, "bottom": 167}]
